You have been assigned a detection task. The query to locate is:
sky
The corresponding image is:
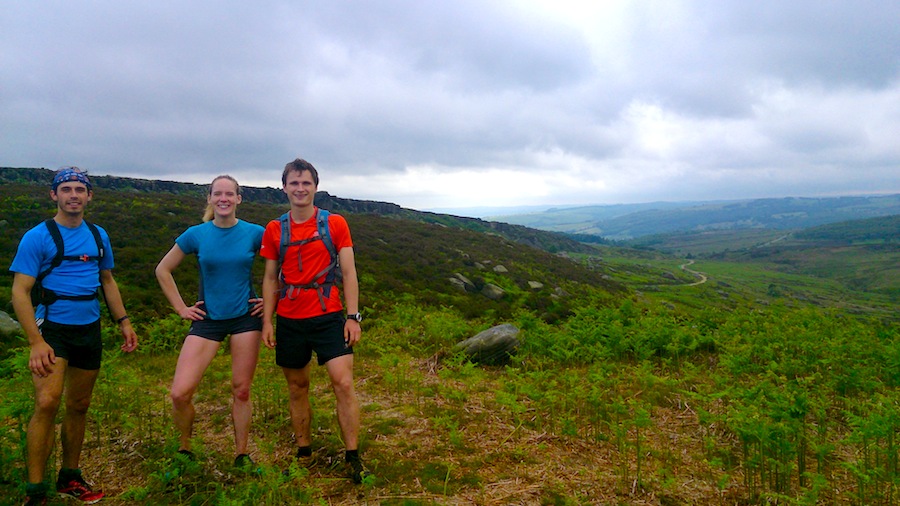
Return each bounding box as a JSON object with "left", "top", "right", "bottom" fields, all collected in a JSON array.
[{"left": 2, "top": 1, "right": 899, "bottom": 214}]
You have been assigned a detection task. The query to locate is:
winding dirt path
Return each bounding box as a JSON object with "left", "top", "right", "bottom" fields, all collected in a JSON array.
[{"left": 680, "top": 259, "right": 708, "bottom": 286}]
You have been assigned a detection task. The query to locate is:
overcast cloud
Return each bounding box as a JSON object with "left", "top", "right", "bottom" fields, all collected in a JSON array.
[{"left": 2, "top": 0, "right": 898, "bottom": 212}]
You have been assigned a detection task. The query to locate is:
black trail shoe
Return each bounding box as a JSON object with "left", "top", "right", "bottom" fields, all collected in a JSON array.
[
  {"left": 234, "top": 453, "right": 254, "bottom": 469},
  {"left": 347, "top": 458, "right": 374, "bottom": 484}
]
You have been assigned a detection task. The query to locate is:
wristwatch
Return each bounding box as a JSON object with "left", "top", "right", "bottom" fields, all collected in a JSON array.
[{"left": 347, "top": 312, "right": 363, "bottom": 323}]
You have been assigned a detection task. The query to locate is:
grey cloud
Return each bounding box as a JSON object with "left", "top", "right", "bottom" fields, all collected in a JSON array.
[
  {"left": 1, "top": 0, "right": 898, "bottom": 208},
  {"left": 306, "top": 1, "right": 593, "bottom": 92}
]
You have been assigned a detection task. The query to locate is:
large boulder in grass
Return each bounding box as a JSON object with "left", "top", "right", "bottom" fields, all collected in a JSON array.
[
  {"left": 450, "top": 273, "right": 477, "bottom": 293},
  {"left": 0, "top": 310, "right": 23, "bottom": 338},
  {"left": 481, "top": 283, "right": 505, "bottom": 300},
  {"left": 452, "top": 324, "right": 520, "bottom": 365}
]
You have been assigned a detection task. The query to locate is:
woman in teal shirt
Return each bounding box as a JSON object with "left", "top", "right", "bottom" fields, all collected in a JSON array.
[{"left": 155, "top": 175, "right": 265, "bottom": 468}]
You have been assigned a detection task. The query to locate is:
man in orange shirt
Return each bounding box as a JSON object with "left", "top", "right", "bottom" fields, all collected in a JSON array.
[{"left": 260, "top": 158, "right": 371, "bottom": 483}]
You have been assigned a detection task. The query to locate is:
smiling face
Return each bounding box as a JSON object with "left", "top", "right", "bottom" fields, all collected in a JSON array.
[
  {"left": 207, "top": 176, "right": 242, "bottom": 220},
  {"left": 51, "top": 181, "right": 92, "bottom": 216},
  {"left": 283, "top": 168, "right": 317, "bottom": 209}
]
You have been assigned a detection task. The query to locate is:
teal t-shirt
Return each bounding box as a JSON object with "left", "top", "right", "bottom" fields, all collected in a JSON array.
[
  {"left": 175, "top": 220, "right": 264, "bottom": 320},
  {"left": 10, "top": 220, "right": 114, "bottom": 325}
]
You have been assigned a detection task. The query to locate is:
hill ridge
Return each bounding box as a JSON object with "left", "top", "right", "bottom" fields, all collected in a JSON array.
[
  {"left": 491, "top": 193, "right": 900, "bottom": 239},
  {"left": 0, "top": 166, "right": 601, "bottom": 255}
]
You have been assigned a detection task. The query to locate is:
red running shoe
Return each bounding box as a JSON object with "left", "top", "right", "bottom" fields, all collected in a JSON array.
[{"left": 57, "top": 477, "right": 104, "bottom": 504}]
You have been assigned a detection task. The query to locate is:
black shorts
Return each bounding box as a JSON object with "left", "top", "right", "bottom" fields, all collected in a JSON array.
[
  {"left": 275, "top": 312, "right": 351, "bottom": 369},
  {"left": 188, "top": 311, "right": 262, "bottom": 342},
  {"left": 40, "top": 319, "right": 103, "bottom": 370}
]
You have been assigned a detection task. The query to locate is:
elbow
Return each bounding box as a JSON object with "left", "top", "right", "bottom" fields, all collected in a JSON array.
[{"left": 154, "top": 264, "right": 169, "bottom": 281}]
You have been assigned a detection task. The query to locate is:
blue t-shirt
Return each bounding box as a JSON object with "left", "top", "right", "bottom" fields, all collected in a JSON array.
[
  {"left": 175, "top": 219, "right": 264, "bottom": 320},
  {"left": 9, "top": 220, "right": 114, "bottom": 325}
]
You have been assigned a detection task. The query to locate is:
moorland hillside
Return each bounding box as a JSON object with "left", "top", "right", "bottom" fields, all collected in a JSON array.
[
  {"left": 1, "top": 170, "right": 898, "bottom": 505},
  {"left": 0, "top": 178, "right": 622, "bottom": 327}
]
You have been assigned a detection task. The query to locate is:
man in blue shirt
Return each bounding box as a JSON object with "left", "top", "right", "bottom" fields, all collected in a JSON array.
[{"left": 9, "top": 167, "right": 138, "bottom": 506}]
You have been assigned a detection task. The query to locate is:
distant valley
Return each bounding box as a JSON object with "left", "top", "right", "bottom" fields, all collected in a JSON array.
[{"left": 488, "top": 194, "right": 900, "bottom": 240}]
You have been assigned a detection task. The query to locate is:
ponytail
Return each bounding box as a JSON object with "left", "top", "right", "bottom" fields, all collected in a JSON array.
[{"left": 202, "top": 203, "right": 215, "bottom": 222}]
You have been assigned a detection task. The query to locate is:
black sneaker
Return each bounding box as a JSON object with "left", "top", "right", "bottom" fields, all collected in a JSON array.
[
  {"left": 347, "top": 458, "right": 374, "bottom": 484},
  {"left": 295, "top": 448, "right": 317, "bottom": 468},
  {"left": 176, "top": 449, "right": 195, "bottom": 461},
  {"left": 234, "top": 453, "right": 254, "bottom": 469},
  {"left": 57, "top": 476, "right": 104, "bottom": 504},
  {"left": 22, "top": 495, "right": 47, "bottom": 506}
]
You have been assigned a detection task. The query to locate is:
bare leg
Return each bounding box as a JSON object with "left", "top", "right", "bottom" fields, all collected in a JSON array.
[
  {"left": 324, "top": 354, "right": 360, "bottom": 451},
  {"left": 26, "top": 359, "right": 67, "bottom": 483},
  {"left": 60, "top": 366, "right": 100, "bottom": 470},
  {"left": 282, "top": 365, "right": 313, "bottom": 448},
  {"left": 229, "top": 330, "right": 260, "bottom": 455},
  {"left": 170, "top": 336, "right": 220, "bottom": 451}
]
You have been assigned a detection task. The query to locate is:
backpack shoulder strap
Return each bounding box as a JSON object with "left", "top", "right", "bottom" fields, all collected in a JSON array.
[
  {"left": 276, "top": 212, "right": 291, "bottom": 290},
  {"left": 278, "top": 212, "right": 291, "bottom": 262},
  {"left": 84, "top": 220, "right": 105, "bottom": 261},
  {"left": 82, "top": 220, "right": 107, "bottom": 303},
  {"left": 316, "top": 209, "right": 341, "bottom": 301},
  {"left": 38, "top": 219, "right": 65, "bottom": 282},
  {"left": 316, "top": 209, "right": 336, "bottom": 258}
]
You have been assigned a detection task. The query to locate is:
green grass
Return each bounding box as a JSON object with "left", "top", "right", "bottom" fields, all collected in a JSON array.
[{"left": 2, "top": 291, "right": 900, "bottom": 504}]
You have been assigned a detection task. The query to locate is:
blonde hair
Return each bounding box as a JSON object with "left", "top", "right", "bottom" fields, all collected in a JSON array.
[{"left": 203, "top": 175, "right": 242, "bottom": 222}]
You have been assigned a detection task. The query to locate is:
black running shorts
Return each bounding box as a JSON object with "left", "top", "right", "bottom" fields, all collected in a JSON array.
[
  {"left": 188, "top": 311, "right": 262, "bottom": 342},
  {"left": 40, "top": 319, "right": 103, "bottom": 370},
  {"left": 275, "top": 312, "right": 351, "bottom": 368}
]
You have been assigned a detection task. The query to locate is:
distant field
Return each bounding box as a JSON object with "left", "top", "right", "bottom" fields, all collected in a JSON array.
[{"left": 626, "top": 229, "right": 790, "bottom": 256}]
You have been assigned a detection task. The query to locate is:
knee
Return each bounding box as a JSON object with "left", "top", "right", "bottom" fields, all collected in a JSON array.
[
  {"left": 66, "top": 395, "right": 92, "bottom": 415},
  {"left": 331, "top": 376, "right": 355, "bottom": 398},
  {"left": 286, "top": 380, "right": 310, "bottom": 400},
  {"left": 232, "top": 383, "right": 251, "bottom": 403},
  {"left": 170, "top": 388, "right": 194, "bottom": 409},
  {"left": 34, "top": 391, "right": 62, "bottom": 417}
]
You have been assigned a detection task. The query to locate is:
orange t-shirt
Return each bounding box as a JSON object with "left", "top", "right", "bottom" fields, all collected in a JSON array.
[{"left": 260, "top": 208, "right": 353, "bottom": 319}]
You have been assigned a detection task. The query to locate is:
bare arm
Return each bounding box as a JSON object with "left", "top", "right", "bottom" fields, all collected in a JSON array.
[
  {"left": 261, "top": 257, "right": 280, "bottom": 348},
  {"left": 155, "top": 244, "right": 205, "bottom": 320},
  {"left": 339, "top": 246, "right": 361, "bottom": 346},
  {"left": 100, "top": 269, "right": 138, "bottom": 352},
  {"left": 11, "top": 273, "right": 56, "bottom": 376},
  {"left": 11, "top": 273, "right": 41, "bottom": 345}
]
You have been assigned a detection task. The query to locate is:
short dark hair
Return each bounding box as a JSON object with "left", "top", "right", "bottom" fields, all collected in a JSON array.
[{"left": 282, "top": 158, "right": 319, "bottom": 186}]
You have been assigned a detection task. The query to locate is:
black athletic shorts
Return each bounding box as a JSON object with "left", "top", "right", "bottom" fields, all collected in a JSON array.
[
  {"left": 40, "top": 319, "right": 103, "bottom": 370},
  {"left": 188, "top": 311, "right": 262, "bottom": 342},
  {"left": 275, "top": 312, "right": 351, "bottom": 369}
]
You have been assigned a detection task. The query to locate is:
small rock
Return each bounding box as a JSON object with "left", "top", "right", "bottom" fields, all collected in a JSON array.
[{"left": 0, "top": 310, "right": 23, "bottom": 338}]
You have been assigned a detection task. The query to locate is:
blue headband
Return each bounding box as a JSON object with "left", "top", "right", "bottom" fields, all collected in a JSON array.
[{"left": 51, "top": 167, "right": 92, "bottom": 192}]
